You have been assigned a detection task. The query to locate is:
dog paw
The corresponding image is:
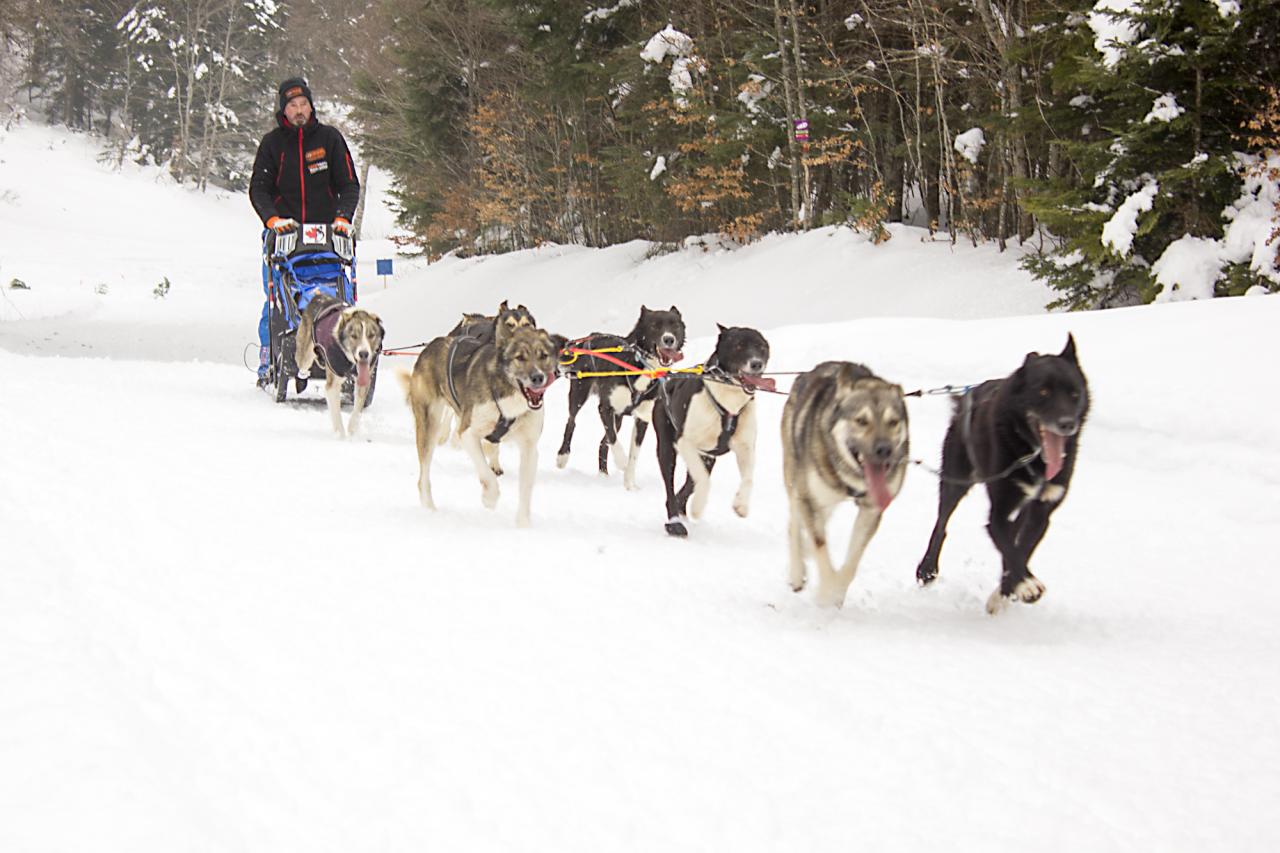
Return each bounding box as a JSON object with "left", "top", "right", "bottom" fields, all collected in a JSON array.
[
  {"left": 814, "top": 583, "right": 846, "bottom": 609},
  {"left": 556, "top": 453, "right": 569, "bottom": 469},
  {"left": 916, "top": 561, "right": 939, "bottom": 586},
  {"left": 664, "top": 517, "right": 688, "bottom": 538},
  {"left": 788, "top": 571, "right": 806, "bottom": 593},
  {"left": 480, "top": 481, "right": 500, "bottom": 509},
  {"left": 1013, "top": 576, "right": 1046, "bottom": 603},
  {"left": 623, "top": 476, "right": 639, "bottom": 492},
  {"left": 515, "top": 513, "right": 531, "bottom": 528},
  {"left": 732, "top": 498, "right": 750, "bottom": 518},
  {"left": 985, "top": 578, "right": 1045, "bottom": 615},
  {"left": 690, "top": 493, "right": 708, "bottom": 520}
]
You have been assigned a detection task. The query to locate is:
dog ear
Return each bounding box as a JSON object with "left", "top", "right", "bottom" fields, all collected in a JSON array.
[
  {"left": 716, "top": 322, "right": 728, "bottom": 333},
  {"left": 833, "top": 363, "right": 861, "bottom": 390},
  {"left": 498, "top": 299, "right": 510, "bottom": 313},
  {"left": 495, "top": 316, "right": 514, "bottom": 344},
  {"left": 548, "top": 333, "right": 568, "bottom": 354},
  {"left": 669, "top": 305, "right": 680, "bottom": 316},
  {"left": 640, "top": 305, "right": 650, "bottom": 315},
  {"left": 1060, "top": 333, "right": 1078, "bottom": 363}
]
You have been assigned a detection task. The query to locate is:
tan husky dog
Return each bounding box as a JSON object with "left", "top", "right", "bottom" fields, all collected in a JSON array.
[
  {"left": 781, "top": 362, "right": 909, "bottom": 607},
  {"left": 400, "top": 317, "right": 562, "bottom": 526},
  {"left": 294, "top": 294, "right": 384, "bottom": 438}
]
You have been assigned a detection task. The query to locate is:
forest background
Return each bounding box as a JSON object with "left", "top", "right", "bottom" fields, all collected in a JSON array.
[{"left": 2, "top": 0, "right": 1278, "bottom": 308}]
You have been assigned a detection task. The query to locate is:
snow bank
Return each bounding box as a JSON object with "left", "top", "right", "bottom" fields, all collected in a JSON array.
[
  {"left": 3, "top": 120, "right": 1279, "bottom": 853},
  {"left": 1222, "top": 154, "right": 1280, "bottom": 284},
  {"left": 1152, "top": 235, "right": 1222, "bottom": 301}
]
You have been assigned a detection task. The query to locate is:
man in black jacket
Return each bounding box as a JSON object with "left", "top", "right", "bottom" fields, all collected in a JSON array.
[{"left": 250, "top": 77, "right": 361, "bottom": 384}]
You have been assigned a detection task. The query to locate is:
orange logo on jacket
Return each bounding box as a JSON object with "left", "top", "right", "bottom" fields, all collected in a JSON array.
[{"left": 305, "top": 147, "right": 326, "bottom": 163}]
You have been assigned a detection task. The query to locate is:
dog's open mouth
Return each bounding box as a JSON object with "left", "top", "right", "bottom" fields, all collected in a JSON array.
[
  {"left": 1038, "top": 425, "right": 1066, "bottom": 481},
  {"left": 852, "top": 451, "right": 895, "bottom": 511},
  {"left": 657, "top": 347, "right": 683, "bottom": 367},
  {"left": 521, "top": 379, "right": 552, "bottom": 409},
  {"left": 737, "top": 373, "right": 776, "bottom": 393}
]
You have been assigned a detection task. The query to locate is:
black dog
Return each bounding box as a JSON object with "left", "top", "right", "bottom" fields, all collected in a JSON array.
[
  {"left": 916, "top": 335, "right": 1090, "bottom": 613},
  {"left": 652, "top": 324, "right": 773, "bottom": 537},
  {"left": 556, "top": 305, "right": 686, "bottom": 483}
]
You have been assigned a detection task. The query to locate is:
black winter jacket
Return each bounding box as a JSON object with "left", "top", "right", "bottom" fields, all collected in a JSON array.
[{"left": 249, "top": 114, "right": 359, "bottom": 226}]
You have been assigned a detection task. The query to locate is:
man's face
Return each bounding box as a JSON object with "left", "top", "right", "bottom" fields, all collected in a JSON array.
[{"left": 283, "top": 95, "right": 312, "bottom": 127}]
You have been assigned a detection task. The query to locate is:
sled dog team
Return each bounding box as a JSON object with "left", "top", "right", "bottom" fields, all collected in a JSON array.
[{"left": 296, "top": 299, "right": 1090, "bottom": 615}]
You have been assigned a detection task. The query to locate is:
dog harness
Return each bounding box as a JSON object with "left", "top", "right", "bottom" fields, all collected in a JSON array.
[
  {"left": 311, "top": 302, "right": 354, "bottom": 377},
  {"left": 446, "top": 334, "right": 517, "bottom": 444},
  {"left": 485, "top": 390, "right": 516, "bottom": 443},
  {"left": 658, "top": 371, "right": 747, "bottom": 458}
]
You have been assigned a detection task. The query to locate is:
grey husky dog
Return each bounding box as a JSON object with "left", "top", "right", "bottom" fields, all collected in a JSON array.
[
  {"left": 781, "top": 362, "right": 909, "bottom": 607},
  {"left": 294, "top": 293, "right": 385, "bottom": 438},
  {"left": 400, "top": 315, "right": 562, "bottom": 526}
]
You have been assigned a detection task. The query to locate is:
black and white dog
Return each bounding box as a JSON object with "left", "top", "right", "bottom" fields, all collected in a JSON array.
[
  {"left": 556, "top": 305, "right": 686, "bottom": 487},
  {"left": 652, "top": 324, "right": 773, "bottom": 537},
  {"left": 916, "top": 335, "right": 1090, "bottom": 613}
]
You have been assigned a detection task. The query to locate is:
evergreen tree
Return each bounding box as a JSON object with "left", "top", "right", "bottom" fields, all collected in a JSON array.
[{"left": 1022, "top": 0, "right": 1280, "bottom": 308}]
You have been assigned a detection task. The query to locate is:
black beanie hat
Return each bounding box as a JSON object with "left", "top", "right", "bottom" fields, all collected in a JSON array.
[{"left": 278, "top": 77, "right": 313, "bottom": 114}]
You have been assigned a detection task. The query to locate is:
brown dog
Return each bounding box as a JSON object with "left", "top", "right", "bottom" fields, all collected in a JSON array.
[
  {"left": 400, "top": 315, "right": 562, "bottom": 526},
  {"left": 781, "top": 362, "right": 909, "bottom": 607}
]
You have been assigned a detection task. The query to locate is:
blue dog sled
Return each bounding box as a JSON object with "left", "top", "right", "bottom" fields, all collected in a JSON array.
[{"left": 262, "top": 223, "right": 377, "bottom": 406}]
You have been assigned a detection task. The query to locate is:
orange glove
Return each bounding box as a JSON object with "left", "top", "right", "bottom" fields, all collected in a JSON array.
[
  {"left": 332, "top": 217, "right": 352, "bottom": 236},
  {"left": 266, "top": 216, "right": 298, "bottom": 233}
]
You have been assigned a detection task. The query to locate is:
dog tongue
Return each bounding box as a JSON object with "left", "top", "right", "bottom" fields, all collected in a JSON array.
[
  {"left": 864, "top": 462, "right": 894, "bottom": 511},
  {"left": 659, "top": 347, "right": 683, "bottom": 366},
  {"left": 356, "top": 362, "right": 372, "bottom": 388},
  {"left": 1040, "top": 427, "right": 1065, "bottom": 480},
  {"left": 740, "top": 374, "right": 777, "bottom": 392}
]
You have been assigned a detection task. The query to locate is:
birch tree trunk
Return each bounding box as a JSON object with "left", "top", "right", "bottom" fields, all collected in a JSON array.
[{"left": 772, "top": 0, "right": 801, "bottom": 229}]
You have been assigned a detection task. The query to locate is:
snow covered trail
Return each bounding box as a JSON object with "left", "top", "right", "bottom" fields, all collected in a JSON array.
[
  {"left": 3, "top": 294, "right": 1277, "bottom": 851},
  {"left": 3, "top": 120, "right": 1278, "bottom": 850}
]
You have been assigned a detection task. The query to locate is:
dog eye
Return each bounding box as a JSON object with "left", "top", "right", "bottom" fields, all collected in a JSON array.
[
  {"left": 1039, "top": 388, "right": 1049, "bottom": 397},
  {"left": 855, "top": 416, "right": 871, "bottom": 427}
]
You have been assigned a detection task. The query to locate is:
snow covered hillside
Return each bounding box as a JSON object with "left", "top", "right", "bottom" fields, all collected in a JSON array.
[{"left": 2, "top": 122, "right": 1277, "bottom": 852}]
